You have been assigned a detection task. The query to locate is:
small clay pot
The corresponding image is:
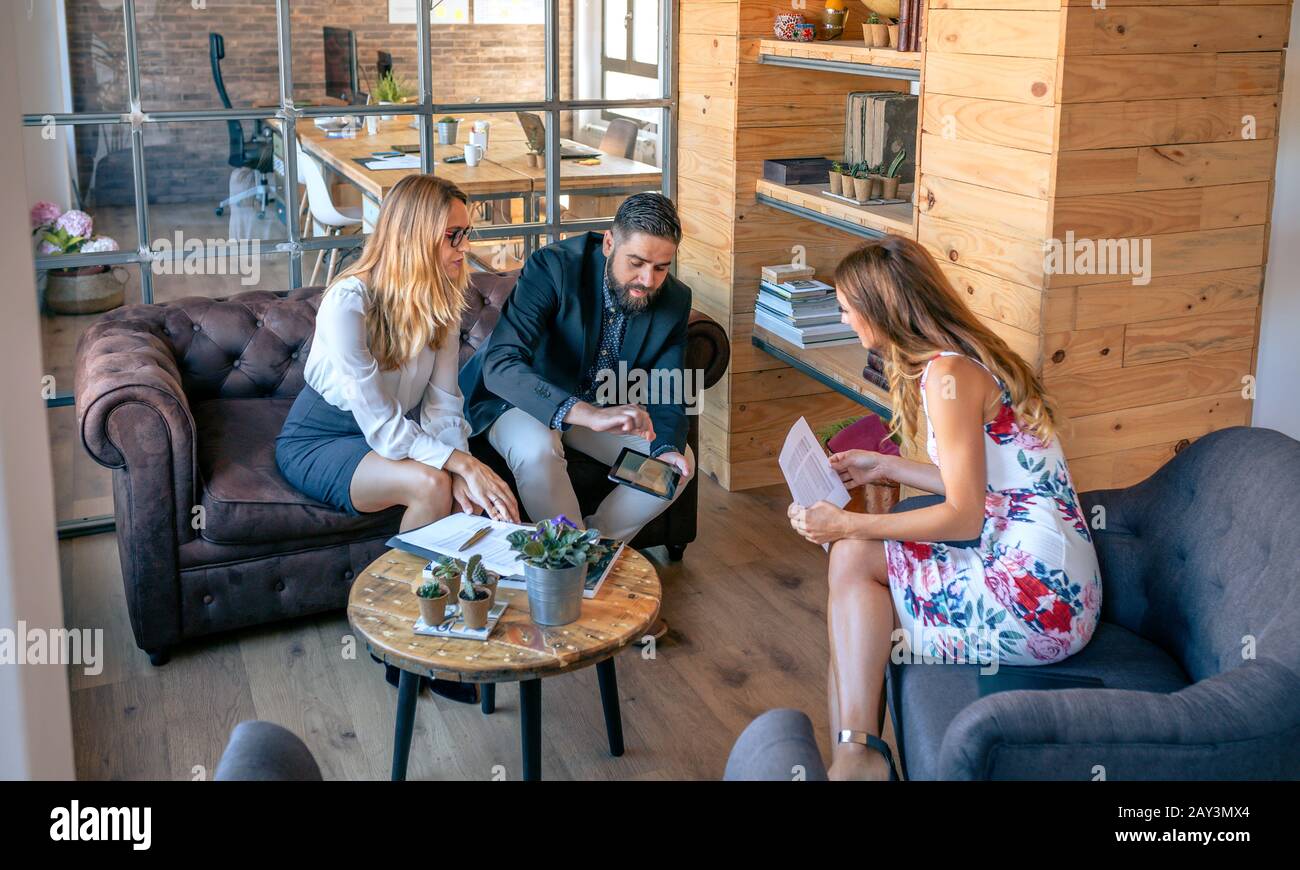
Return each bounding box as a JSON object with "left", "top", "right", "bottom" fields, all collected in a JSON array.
[
  {"left": 479, "top": 573, "right": 500, "bottom": 608},
  {"left": 888, "top": 24, "right": 899, "bottom": 48},
  {"left": 865, "top": 23, "right": 890, "bottom": 47},
  {"left": 852, "top": 176, "right": 871, "bottom": 201},
  {"left": 459, "top": 590, "right": 492, "bottom": 630},
  {"left": 869, "top": 174, "right": 885, "bottom": 199},
  {"left": 881, "top": 176, "right": 901, "bottom": 199},
  {"left": 417, "top": 590, "right": 448, "bottom": 625},
  {"left": 774, "top": 13, "right": 804, "bottom": 41},
  {"left": 828, "top": 171, "right": 843, "bottom": 195}
]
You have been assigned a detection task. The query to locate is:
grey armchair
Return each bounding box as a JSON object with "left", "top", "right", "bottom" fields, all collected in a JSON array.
[{"left": 726, "top": 427, "right": 1300, "bottom": 781}]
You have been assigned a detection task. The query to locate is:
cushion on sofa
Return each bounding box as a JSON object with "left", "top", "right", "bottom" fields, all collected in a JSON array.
[
  {"left": 193, "top": 397, "right": 401, "bottom": 545},
  {"left": 889, "top": 621, "right": 1191, "bottom": 780}
]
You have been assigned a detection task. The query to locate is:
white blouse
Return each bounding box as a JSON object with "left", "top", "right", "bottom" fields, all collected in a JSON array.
[{"left": 304, "top": 276, "right": 470, "bottom": 470}]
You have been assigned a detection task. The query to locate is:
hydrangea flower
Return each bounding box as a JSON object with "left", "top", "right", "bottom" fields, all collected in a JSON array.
[
  {"left": 54, "top": 209, "right": 93, "bottom": 239},
  {"left": 81, "top": 236, "right": 119, "bottom": 254},
  {"left": 37, "top": 239, "right": 60, "bottom": 256},
  {"left": 30, "top": 201, "right": 61, "bottom": 229}
]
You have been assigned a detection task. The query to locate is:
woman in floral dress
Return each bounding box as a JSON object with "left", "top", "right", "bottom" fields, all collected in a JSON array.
[{"left": 787, "top": 236, "right": 1101, "bottom": 781}]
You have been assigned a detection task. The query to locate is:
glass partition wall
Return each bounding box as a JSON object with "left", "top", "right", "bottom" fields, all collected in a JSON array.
[{"left": 23, "top": 0, "right": 676, "bottom": 536}]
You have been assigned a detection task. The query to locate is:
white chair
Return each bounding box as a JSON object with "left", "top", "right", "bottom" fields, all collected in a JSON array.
[{"left": 296, "top": 141, "right": 363, "bottom": 285}]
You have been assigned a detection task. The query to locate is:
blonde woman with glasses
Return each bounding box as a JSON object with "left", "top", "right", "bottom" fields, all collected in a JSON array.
[{"left": 276, "top": 174, "right": 519, "bottom": 533}]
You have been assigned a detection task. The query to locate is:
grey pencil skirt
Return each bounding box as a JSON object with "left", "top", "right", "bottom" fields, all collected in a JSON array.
[{"left": 274, "top": 384, "right": 373, "bottom": 515}]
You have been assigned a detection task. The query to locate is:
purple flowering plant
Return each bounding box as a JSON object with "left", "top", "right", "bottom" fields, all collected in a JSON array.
[{"left": 507, "top": 515, "right": 607, "bottom": 569}]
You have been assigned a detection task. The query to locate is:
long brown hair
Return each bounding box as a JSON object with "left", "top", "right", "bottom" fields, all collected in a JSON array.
[
  {"left": 333, "top": 174, "right": 469, "bottom": 371},
  {"left": 834, "top": 235, "right": 1059, "bottom": 451}
]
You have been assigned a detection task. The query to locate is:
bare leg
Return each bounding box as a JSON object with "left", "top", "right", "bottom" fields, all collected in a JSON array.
[
  {"left": 349, "top": 452, "right": 455, "bottom": 532},
  {"left": 825, "top": 537, "right": 894, "bottom": 781}
]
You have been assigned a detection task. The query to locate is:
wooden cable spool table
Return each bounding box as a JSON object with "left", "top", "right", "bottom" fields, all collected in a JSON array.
[{"left": 348, "top": 546, "right": 661, "bottom": 781}]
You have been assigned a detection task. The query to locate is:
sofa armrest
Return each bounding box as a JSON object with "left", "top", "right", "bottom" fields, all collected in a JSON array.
[
  {"left": 75, "top": 316, "right": 199, "bottom": 654},
  {"left": 76, "top": 316, "right": 198, "bottom": 523},
  {"left": 937, "top": 658, "right": 1300, "bottom": 780}
]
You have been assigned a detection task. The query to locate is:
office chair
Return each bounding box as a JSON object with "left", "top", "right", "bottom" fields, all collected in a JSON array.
[
  {"left": 210, "top": 33, "right": 275, "bottom": 218},
  {"left": 599, "top": 118, "right": 640, "bottom": 160}
]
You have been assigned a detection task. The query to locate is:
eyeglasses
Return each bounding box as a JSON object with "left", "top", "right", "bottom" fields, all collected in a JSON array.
[{"left": 444, "top": 226, "right": 471, "bottom": 247}]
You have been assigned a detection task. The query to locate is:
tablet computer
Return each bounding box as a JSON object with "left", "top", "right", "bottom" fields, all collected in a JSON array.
[{"left": 607, "top": 447, "right": 681, "bottom": 501}]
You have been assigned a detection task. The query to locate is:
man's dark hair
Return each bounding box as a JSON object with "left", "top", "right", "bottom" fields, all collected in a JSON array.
[{"left": 611, "top": 193, "right": 681, "bottom": 245}]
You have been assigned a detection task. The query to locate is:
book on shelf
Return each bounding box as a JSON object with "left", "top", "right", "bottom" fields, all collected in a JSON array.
[
  {"left": 760, "top": 263, "right": 815, "bottom": 284},
  {"left": 756, "top": 300, "right": 842, "bottom": 327},
  {"left": 759, "top": 278, "right": 834, "bottom": 300},
  {"left": 755, "top": 308, "right": 859, "bottom": 349}
]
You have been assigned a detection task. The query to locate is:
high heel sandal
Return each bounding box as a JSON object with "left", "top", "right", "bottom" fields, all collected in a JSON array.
[{"left": 836, "top": 730, "right": 899, "bottom": 781}]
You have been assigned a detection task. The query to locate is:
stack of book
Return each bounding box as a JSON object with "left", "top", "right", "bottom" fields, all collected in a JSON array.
[{"left": 755, "top": 264, "right": 858, "bottom": 349}]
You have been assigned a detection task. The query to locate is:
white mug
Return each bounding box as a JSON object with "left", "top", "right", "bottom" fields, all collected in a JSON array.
[
  {"left": 464, "top": 143, "right": 483, "bottom": 167},
  {"left": 469, "top": 129, "right": 488, "bottom": 156}
]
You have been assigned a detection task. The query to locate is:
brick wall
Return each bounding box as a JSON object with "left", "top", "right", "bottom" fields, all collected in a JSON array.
[{"left": 66, "top": 0, "right": 573, "bottom": 207}]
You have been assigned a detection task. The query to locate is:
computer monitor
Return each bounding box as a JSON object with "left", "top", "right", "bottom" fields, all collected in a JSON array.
[{"left": 323, "top": 27, "right": 359, "bottom": 103}]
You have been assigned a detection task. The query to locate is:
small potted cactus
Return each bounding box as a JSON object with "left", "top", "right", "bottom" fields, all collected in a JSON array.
[
  {"left": 882, "top": 149, "right": 907, "bottom": 199},
  {"left": 457, "top": 555, "right": 493, "bottom": 630},
  {"left": 506, "top": 516, "right": 608, "bottom": 626},
  {"left": 851, "top": 162, "right": 872, "bottom": 202},
  {"left": 864, "top": 12, "right": 889, "bottom": 48},
  {"left": 415, "top": 577, "right": 449, "bottom": 625},
  {"left": 427, "top": 556, "right": 462, "bottom": 602}
]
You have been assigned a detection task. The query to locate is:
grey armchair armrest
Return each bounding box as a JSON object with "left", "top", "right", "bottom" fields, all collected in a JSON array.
[
  {"left": 215, "top": 721, "right": 323, "bottom": 781},
  {"left": 938, "top": 658, "right": 1300, "bottom": 780},
  {"left": 724, "top": 708, "right": 828, "bottom": 781}
]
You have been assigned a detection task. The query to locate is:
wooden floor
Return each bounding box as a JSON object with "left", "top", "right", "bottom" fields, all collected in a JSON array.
[{"left": 61, "top": 475, "right": 897, "bottom": 781}]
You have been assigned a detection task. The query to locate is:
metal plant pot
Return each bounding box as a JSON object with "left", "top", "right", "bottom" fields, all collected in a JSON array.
[
  {"left": 437, "top": 121, "right": 459, "bottom": 145},
  {"left": 524, "top": 563, "right": 587, "bottom": 626}
]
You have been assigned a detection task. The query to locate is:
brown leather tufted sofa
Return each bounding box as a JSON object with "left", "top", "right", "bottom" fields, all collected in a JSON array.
[{"left": 75, "top": 270, "right": 730, "bottom": 665}]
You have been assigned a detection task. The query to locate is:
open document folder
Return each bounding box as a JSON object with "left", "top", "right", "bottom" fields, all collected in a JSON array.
[
  {"left": 780, "top": 416, "right": 851, "bottom": 552},
  {"left": 388, "top": 512, "right": 532, "bottom": 578}
]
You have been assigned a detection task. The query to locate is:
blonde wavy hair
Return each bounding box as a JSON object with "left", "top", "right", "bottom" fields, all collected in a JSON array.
[
  {"left": 332, "top": 174, "right": 469, "bottom": 371},
  {"left": 833, "top": 236, "right": 1059, "bottom": 452}
]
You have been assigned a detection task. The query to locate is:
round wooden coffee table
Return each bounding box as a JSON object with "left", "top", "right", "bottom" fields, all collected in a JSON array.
[{"left": 348, "top": 546, "right": 661, "bottom": 781}]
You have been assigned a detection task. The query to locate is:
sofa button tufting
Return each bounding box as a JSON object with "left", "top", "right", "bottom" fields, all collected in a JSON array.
[
  {"left": 193, "top": 323, "right": 201, "bottom": 332},
  {"left": 256, "top": 319, "right": 263, "bottom": 328},
  {"left": 291, "top": 351, "right": 300, "bottom": 360},
  {"left": 202, "top": 594, "right": 214, "bottom": 605},
  {"left": 344, "top": 569, "right": 354, "bottom": 580},
  {"left": 232, "top": 359, "right": 241, "bottom": 368},
  {"left": 275, "top": 580, "right": 285, "bottom": 592}
]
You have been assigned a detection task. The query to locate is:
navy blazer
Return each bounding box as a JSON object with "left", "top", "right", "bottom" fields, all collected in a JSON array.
[{"left": 459, "top": 231, "right": 693, "bottom": 456}]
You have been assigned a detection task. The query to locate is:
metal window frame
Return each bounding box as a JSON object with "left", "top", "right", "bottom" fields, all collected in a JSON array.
[
  {"left": 600, "top": 0, "right": 660, "bottom": 125},
  {"left": 31, "top": 0, "right": 677, "bottom": 537}
]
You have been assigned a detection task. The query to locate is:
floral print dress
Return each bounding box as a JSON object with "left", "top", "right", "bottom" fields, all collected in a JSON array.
[{"left": 883, "top": 352, "right": 1101, "bottom": 666}]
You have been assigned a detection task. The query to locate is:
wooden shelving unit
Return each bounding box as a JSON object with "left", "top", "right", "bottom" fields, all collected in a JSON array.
[
  {"left": 755, "top": 179, "right": 915, "bottom": 240},
  {"left": 749, "top": 327, "right": 891, "bottom": 418},
  {"left": 757, "top": 38, "right": 921, "bottom": 84}
]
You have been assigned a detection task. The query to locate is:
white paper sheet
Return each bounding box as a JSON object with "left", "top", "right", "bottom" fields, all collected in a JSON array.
[
  {"left": 779, "top": 416, "right": 851, "bottom": 551},
  {"left": 393, "top": 512, "right": 532, "bottom": 578},
  {"left": 363, "top": 155, "right": 421, "bottom": 170}
]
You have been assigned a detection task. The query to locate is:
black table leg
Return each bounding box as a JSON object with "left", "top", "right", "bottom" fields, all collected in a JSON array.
[
  {"left": 519, "top": 678, "right": 541, "bottom": 781},
  {"left": 481, "top": 682, "right": 496, "bottom": 714},
  {"left": 596, "top": 657, "right": 625, "bottom": 757},
  {"left": 390, "top": 669, "right": 419, "bottom": 781}
]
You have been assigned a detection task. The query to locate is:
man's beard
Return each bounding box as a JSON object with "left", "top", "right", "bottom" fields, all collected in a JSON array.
[{"left": 606, "top": 258, "right": 657, "bottom": 313}]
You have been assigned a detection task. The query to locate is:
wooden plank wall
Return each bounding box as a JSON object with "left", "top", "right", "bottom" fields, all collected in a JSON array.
[
  {"left": 917, "top": 0, "right": 1063, "bottom": 371},
  {"left": 1044, "top": 1, "right": 1290, "bottom": 490},
  {"left": 679, "top": 0, "right": 910, "bottom": 490}
]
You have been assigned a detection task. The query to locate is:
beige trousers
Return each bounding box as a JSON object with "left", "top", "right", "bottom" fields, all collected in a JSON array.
[{"left": 487, "top": 406, "right": 695, "bottom": 542}]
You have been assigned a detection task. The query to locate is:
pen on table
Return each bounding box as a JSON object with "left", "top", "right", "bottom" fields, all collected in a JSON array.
[{"left": 458, "top": 525, "right": 492, "bottom": 551}]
